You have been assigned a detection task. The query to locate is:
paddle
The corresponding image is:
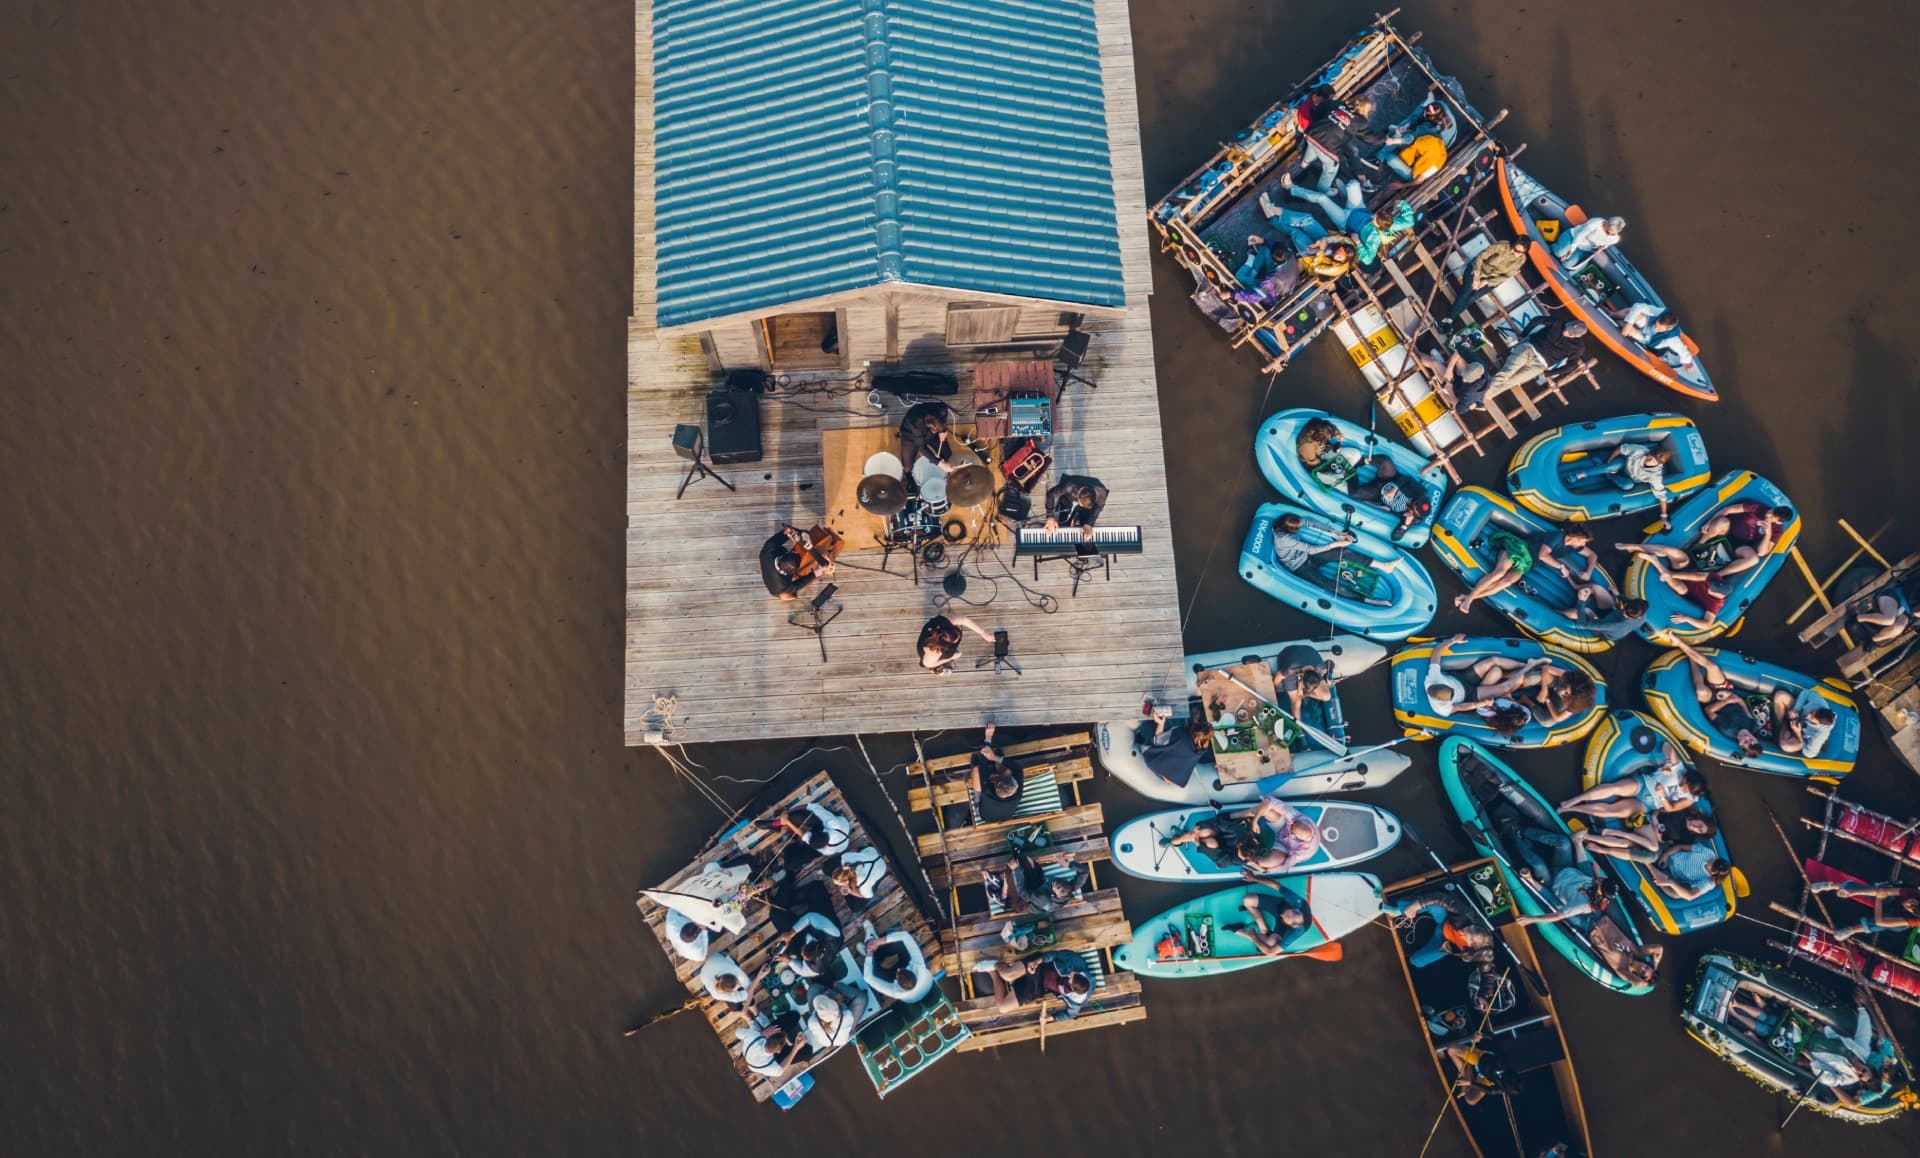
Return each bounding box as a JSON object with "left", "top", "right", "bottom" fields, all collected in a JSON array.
[
  {"left": 1221, "top": 669, "right": 1349, "bottom": 758},
  {"left": 1171, "top": 942, "right": 1345, "bottom": 966},
  {"left": 1778, "top": 1074, "right": 1822, "bottom": 1131},
  {"left": 1400, "top": 819, "right": 1548, "bottom": 998}
]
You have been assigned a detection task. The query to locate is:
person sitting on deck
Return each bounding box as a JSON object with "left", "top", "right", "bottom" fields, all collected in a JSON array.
[
  {"left": 663, "top": 909, "right": 711, "bottom": 964},
  {"left": 970, "top": 722, "right": 1025, "bottom": 823},
  {"left": 803, "top": 990, "right": 863, "bottom": 1052},
  {"left": 1227, "top": 889, "right": 1313, "bottom": 957},
  {"left": 1416, "top": 339, "right": 1493, "bottom": 411},
  {"left": 1384, "top": 892, "right": 1495, "bottom": 968},
  {"left": 1808, "top": 881, "right": 1920, "bottom": 942},
  {"left": 1557, "top": 750, "right": 1705, "bottom": 821},
  {"left": 1275, "top": 643, "right": 1336, "bottom": 723},
  {"left": 698, "top": 952, "right": 752, "bottom": 1005},
  {"left": 762, "top": 802, "right": 853, "bottom": 870},
  {"left": 830, "top": 846, "right": 889, "bottom": 906},
  {"left": 1483, "top": 318, "right": 1588, "bottom": 404},
  {"left": 1552, "top": 215, "right": 1626, "bottom": 271},
  {"left": 1296, "top": 417, "right": 1344, "bottom": 470},
  {"left": 1388, "top": 133, "right": 1448, "bottom": 185},
  {"left": 986, "top": 851, "right": 1091, "bottom": 920},
  {"left": 1560, "top": 594, "right": 1649, "bottom": 640},
  {"left": 766, "top": 908, "right": 842, "bottom": 981},
  {"left": 737, "top": 1014, "right": 812, "bottom": 1080},
  {"left": 1619, "top": 304, "right": 1696, "bottom": 370},
  {"left": 1232, "top": 239, "right": 1303, "bottom": 309},
  {"left": 1043, "top": 476, "right": 1110, "bottom": 541},
  {"left": 1453, "top": 524, "right": 1576, "bottom": 614},
  {"left": 1671, "top": 639, "right": 1771, "bottom": 758},
  {"left": 1347, "top": 456, "right": 1431, "bottom": 542},
  {"left": 917, "top": 613, "right": 995, "bottom": 675},
  {"left": 1618, "top": 500, "right": 1792, "bottom": 585},
  {"left": 1854, "top": 589, "right": 1913, "bottom": 645},
  {"left": 1566, "top": 442, "right": 1675, "bottom": 529},
  {"left": 1234, "top": 232, "right": 1277, "bottom": 289},
  {"left": 1442, "top": 1035, "right": 1513, "bottom": 1107},
  {"left": 860, "top": 925, "right": 933, "bottom": 1004},
  {"left": 1135, "top": 705, "right": 1214, "bottom": 789},
  {"left": 975, "top": 949, "right": 1095, "bottom": 1019},
  {"left": 759, "top": 524, "right": 820, "bottom": 601},
  {"left": 897, "top": 400, "right": 956, "bottom": 482},
  {"left": 1775, "top": 688, "right": 1838, "bottom": 758},
  {"left": 1448, "top": 238, "right": 1531, "bottom": 321}
]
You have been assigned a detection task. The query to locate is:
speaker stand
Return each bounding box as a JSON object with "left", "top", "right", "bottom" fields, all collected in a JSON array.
[{"left": 676, "top": 448, "right": 736, "bottom": 499}]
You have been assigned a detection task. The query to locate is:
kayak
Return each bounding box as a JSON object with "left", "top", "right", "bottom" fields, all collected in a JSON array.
[
  {"left": 1112, "top": 874, "right": 1383, "bottom": 979},
  {"left": 1429, "top": 486, "right": 1625, "bottom": 653},
  {"left": 1683, "top": 952, "right": 1914, "bottom": 1124},
  {"left": 1438, "top": 736, "right": 1654, "bottom": 994},
  {"left": 1506, "top": 413, "right": 1712, "bottom": 523},
  {"left": 1241, "top": 501, "right": 1439, "bottom": 641},
  {"left": 1108, "top": 800, "right": 1402, "bottom": 883},
  {"left": 1624, "top": 470, "right": 1800, "bottom": 644},
  {"left": 1497, "top": 158, "right": 1716, "bottom": 401},
  {"left": 1384, "top": 858, "right": 1595, "bottom": 1158},
  {"left": 1580, "top": 710, "right": 1737, "bottom": 933},
  {"left": 1641, "top": 647, "right": 1860, "bottom": 780},
  {"left": 1254, "top": 408, "right": 1450, "bottom": 548},
  {"left": 1390, "top": 636, "right": 1607, "bottom": 748},
  {"left": 1095, "top": 636, "right": 1411, "bottom": 804}
]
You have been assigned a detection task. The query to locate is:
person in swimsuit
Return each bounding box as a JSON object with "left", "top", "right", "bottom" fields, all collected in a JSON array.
[
  {"left": 1588, "top": 914, "right": 1662, "bottom": 987},
  {"left": 1625, "top": 542, "right": 1731, "bottom": 632},
  {"left": 1166, "top": 797, "right": 1320, "bottom": 875},
  {"left": 1674, "top": 639, "right": 1768, "bottom": 757},
  {"left": 1619, "top": 502, "right": 1792, "bottom": 584},
  {"left": 1523, "top": 662, "right": 1597, "bottom": 726},
  {"left": 1809, "top": 882, "right": 1920, "bottom": 942},
  {"left": 1646, "top": 841, "right": 1732, "bottom": 901},
  {"left": 1442, "top": 1035, "right": 1511, "bottom": 1106},
  {"left": 1581, "top": 808, "right": 1718, "bottom": 862},
  {"left": 1557, "top": 760, "right": 1706, "bottom": 821},
  {"left": 1455, "top": 528, "right": 1570, "bottom": 613},
  {"left": 1854, "top": 589, "right": 1912, "bottom": 644}
]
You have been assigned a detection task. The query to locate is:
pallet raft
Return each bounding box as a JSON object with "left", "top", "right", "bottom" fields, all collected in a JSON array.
[
  {"left": 1789, "top": 520, "right": 1920, "bottom": 776},
  {"left": 1774, "top": 787, "right": 1920, "bottom": 1009},
  {"left": 635, "top": 771, "right": 940, "bottom": 1103},
  {"left": 908, "top": 731, "right": 1146, "bottom": 1049}
]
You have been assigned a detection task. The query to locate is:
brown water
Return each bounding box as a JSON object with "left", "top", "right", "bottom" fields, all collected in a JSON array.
[{"left": 3, "top": 0, "right": 1917, "bottom": 1153}]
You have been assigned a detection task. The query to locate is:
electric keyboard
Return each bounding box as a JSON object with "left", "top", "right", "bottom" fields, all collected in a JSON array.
[{"left": 1014, "top": 526, "right": 1144, "bottom": 556}]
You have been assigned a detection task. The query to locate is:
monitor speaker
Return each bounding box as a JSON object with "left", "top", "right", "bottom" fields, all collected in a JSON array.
[{"left": 705, "top": 389, "right": 763, "bottom": 464}]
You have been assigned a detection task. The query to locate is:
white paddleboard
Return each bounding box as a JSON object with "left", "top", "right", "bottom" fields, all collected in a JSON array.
[{"left": 1108, "top": 800, "right": 1403, "bottom": 883}]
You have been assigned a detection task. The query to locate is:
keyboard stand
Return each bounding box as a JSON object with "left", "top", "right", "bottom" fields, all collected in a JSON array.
[{"left": 1033, "top": 551, "right": 1112, "bottom": 596}]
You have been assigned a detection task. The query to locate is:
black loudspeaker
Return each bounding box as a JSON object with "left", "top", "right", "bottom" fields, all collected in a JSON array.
[
  {"left": 871, "top": 369, "right": 959, "bottom": 398},
  {"left": 705, "top": 389, "right": 763, "bottom": 464},
  {"left": 725, "top": 368, "right": 771, "bottom": 394},
  {"left": 671, "top": 423, "right": 702, "bottom": 461}
]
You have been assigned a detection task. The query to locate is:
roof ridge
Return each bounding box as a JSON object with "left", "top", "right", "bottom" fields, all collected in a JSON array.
[{"left": 863, "top": 0, "right": 903, "bottom": 282}]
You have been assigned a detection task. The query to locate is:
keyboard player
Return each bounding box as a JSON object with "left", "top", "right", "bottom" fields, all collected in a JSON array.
[{"left": 1042, "top": 476, "right": 1109, "bottom": 543}]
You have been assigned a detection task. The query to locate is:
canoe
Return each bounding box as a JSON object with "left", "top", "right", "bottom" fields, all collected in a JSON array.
[
  {"left": 1438, "top": 736, "right": 1654, "bottom": 994},
  {"left": 1112, "top": 873, "right": 1382, "bottom": 979},
  {"left": 1390, "top": 636, "right": 1607, "bottom": 748},
  {"left": 1683, "top": 952, "right": 1913, "bottom": 1124},
  {"left": 1496, "top": 158, "right": 1716, "bottom": 401},
  {"left": 1108, "top": 800, "right": 1402, "bottom": 883},
  {"left": 1624, "top": 470, "right": 1801, "bottom": 644},
  {"left": 1430, "top": 486, "right": 1624, "bottom": 653},
  {"left": 1240, "top": 501, "right": 1439, "bottom": 641},
  {"left": 1255, "top": 409, "right": 1451, "bottom": 548},
  {"left": 1506, "top": 413, "right": 1712, "bottom": 523},
  {"left": 1641, "top": 647, "right": 1861, "bottom": 780},
  {"left": 1580, "top": 710, "right": 1736, "bottom": 933},
  {"left": 1095, "top": 636, "right": 1411, "bottom": 804},
  {"left": 1385, "top": 858, "right": 1595, "bottom": 1158}
]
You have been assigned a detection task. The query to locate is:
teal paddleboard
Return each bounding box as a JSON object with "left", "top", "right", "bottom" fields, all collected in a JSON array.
[{"left": 1112, "top": 872, "right": 1381, "bottom": 979}]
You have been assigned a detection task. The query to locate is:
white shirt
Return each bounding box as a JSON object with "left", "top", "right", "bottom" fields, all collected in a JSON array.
[
  {"left": 836, "top": 846, "right": 889, "bottom": 900},
  {"left": 805, "top": 995, "right": 861, "bottom": 1050},
  {"left": 1620, "top": 303, "right": 1694, "bottom": 368},
  {"left": 784, "top": 911, "right": 841, "bottom": 979},
  {"left": 736, "top": 1025, "right": 791, "bottom": 1078},
  {"left": 800, "top": 804, "right": 853, "bottom": 857},
  {"left": 698, "top": 953, "right": 751, "bottom": 1004},
  {"left": 664, "top": 909, "right": 711, "bottom": 963},
  {"left": 1554, "top": 218, "right": 1622, "bottom": 259},
  {"left": 862, "top": 931, "right": 932, "bottom": 1002},
  {"left": 1425, "top": 652, "right": 1467, "bottom": 716},
  {"left": 1618, "top": 443, "right": 1670, "bottom": 500}
]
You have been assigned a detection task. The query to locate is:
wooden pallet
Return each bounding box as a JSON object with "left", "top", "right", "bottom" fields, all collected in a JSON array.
[
  {"left": 906, "top": 730, "right": 1095, "bottom": 812},
  {"left": 635, "top": 771, "right": 937, "bottom": 1102}
]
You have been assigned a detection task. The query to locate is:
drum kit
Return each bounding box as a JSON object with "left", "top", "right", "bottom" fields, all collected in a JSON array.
[{"left": 858, "top": 445, "right": 996, "bottom": 542}]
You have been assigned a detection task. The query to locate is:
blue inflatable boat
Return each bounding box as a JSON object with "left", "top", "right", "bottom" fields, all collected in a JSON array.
[
  {"left": 1623, "top": 470, "right": 1800, "bottom": 644},
  {"left": 1641, "top": 647, "right": 1860, "bottom": 780},
  {"left": 1240, "top": 502, "right": 1438, "bottom": 641},
  {"left": 1390, "top": 636, "right": 1607, "bottom": 748},
  {"left": 1506, "top": 414, "right": 1712, "bottom": 523},
  {"left": 1255, "top": 409, "right": 1450, "bottom": 548},
  {"left": 1429, "top": 487, "right": 1625, "bottom": 653},
  {"left": 1580, "top": 710, "right": 1738, "bottom": 933}
]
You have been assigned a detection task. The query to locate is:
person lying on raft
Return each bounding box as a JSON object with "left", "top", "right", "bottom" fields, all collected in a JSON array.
[
  {"left": 1384, "top": 891, "right": 1495, "bottom": 969},
  {"left": 1568, "top": 441, "right": 1676, "bottom": 529},
  {"left": 1619, "top": 304, "right": 1697, "bottom": 371},
  {"left": 1580, "top": 807, "right": 1718, "bottom": 862},
  {"left": 860, "top": 921, "right": 932, "bottom": 1003},
  {"left": 1725, "top": 985, "right": 1786, "bottom": 1040},
  {"left": 1269, "top": 513, "right": 1392, "bottom": 606},
  {"left": 1643, "top": 839, "right": 1733, "bottom": 902},
  {"left": 1467, "top": 653, "right": 1593, "bottom": 727},
  {"left": 1136, "top": 705, "right": 1214, "bottom": 789},
  {"left": 1272, "top": 172, "right": 1415, "bottom": 267},
  {"left": 1560, "top": 591, "right": 1649, "bottom": 641},
  {"left": 1854, "top": 589, "right": 1912, "bottom": 645},
  {"left": 1808, "top": 881, "right": 1920, "bottom": 942},
  {"left": 1588, "top": 913, "right": 1662, "bottom": 988},
  {"left": 1442, "top": 1035, "right": 1515, "bottom": 1107},
  {"left": 1295, "top": 417, "right": 1344, "bottom": 470},
  {"left": 1165, "top": 796, "right": 1321, "bottom": 875},
  {"left": 1225, "top": 890, "right": 1313, "bottom": 957},
  {"left": 975, "top": 949, "right": 1094, "bottom": 1019},
  {"left": 1673, "top": 639, "right": 1793, "bottom": 758},
  {"left": 1635, "top": 550, "right": 1732, "bottom": 634},
  {"left": 1618, "top": 500, "right": 1793, "bottom": 583},
  {"left": 1346, "top": 456, "right": 1430, "bottom": 542},
  {"left": 1454, "top": 525, "right": 1585, "bottom": 613},
  {"left": 1511, "top": 831, "right": 1621, "bottom": 929},
  {"left": 1557, "top": 751, "right": 1705, "bottom": 821}
]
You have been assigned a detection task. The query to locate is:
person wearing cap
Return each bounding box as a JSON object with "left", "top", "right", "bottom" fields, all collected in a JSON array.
[
  {"left": 802, "top": 991, "right": 862, "bottom": 1051},
  {"left": 1552, "top": 215, "right": 1627, "bottom": 271}
]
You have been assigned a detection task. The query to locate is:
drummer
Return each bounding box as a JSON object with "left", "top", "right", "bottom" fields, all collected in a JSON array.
[
  {"left": 1043, "top": 475, "right": 1109, "bottom": 542},
  {"left": 898, "top": 400, "right": 957, "bottom": 483}
]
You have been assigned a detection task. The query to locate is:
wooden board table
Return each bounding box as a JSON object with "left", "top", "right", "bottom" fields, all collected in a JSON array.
[{"left": 1194, "top": 663, "right": 1294, "bottom": 783}]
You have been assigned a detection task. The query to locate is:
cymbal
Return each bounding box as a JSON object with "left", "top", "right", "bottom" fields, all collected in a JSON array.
[
  {"left": 857, "top": 474, "right": 908, "bottom": 516},
  {"left": 946, "top": 463, "right": 995, "bottom": 507}
]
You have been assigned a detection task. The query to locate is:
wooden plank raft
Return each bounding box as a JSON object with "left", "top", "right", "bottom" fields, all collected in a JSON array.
[
  {"left": 635, "top": 770, "right": 937, "bottom": 1103},
  {"left": 907, "top": 730, "right": 1146, "bottom": 1050}
]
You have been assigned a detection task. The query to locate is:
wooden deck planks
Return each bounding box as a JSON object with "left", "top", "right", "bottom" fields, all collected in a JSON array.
[{"left": 626, "top": 0, "right": 1185, "bottom": 746}]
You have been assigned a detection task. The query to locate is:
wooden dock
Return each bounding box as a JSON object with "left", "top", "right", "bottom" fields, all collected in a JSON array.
[
  {"left": 626, "top": 0, "right": 1184, "bottom": 745},
  {"left": 907, "top": 731, "right": 1146, "bottom": 1050},
  {"left": 634, "top": 771, "right": 939, "bottom": 1103}
]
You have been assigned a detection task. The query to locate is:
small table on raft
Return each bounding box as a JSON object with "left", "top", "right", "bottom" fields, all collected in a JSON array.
[{"left": 1195, "top": 663, "right": 1296, "bottom": 783}]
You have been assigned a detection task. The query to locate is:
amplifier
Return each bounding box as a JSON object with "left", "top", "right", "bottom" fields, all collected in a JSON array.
[
  {"left": 871, "top": 369, "right": 959, "bottom": 398},
  {"left": 724, "top": 368, "right": 771, "bottom": 394},
  {"left": 705, "top": 388, "right": 763, "bottom": 464}
]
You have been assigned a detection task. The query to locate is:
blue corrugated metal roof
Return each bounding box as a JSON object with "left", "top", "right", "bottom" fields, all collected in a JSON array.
[{"left": 652, "top": 0, "right": 1125, "bottom": 329}]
